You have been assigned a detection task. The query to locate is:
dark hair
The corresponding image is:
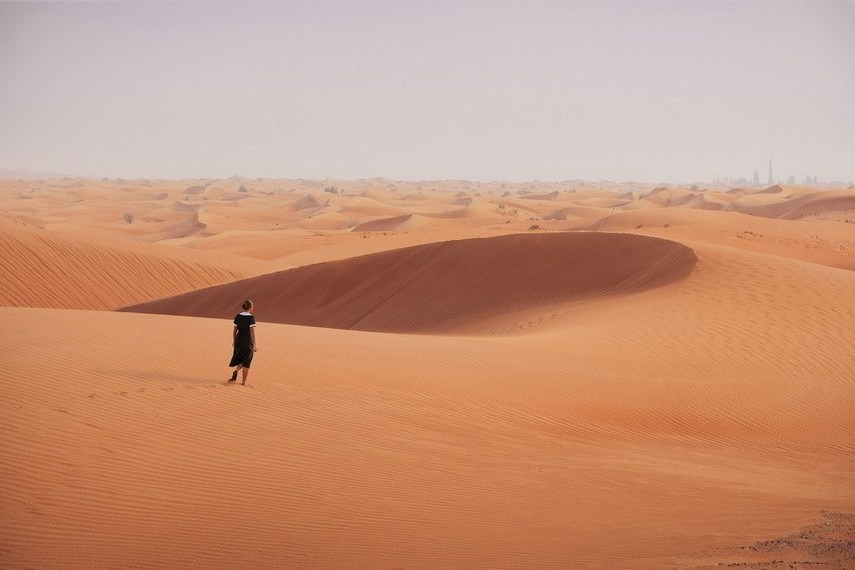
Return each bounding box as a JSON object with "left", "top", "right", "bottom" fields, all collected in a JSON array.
[{"left": 242, "top": 300, "right": 253, "bottom": 311}]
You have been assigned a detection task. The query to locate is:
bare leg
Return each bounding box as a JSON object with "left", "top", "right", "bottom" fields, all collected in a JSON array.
[
  {"left": 241, "top": 367, "right": 249, "bottom": 385},
  {"left": 229, "top": 365, "right": 243, "bottom": 382}
]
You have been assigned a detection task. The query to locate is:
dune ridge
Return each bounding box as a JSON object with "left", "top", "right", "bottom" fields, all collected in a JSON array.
[
  {"left": 731, "top": 189, "right": 855, "bottom": 220},
  {"left": 122, "top": 232, "right": 697, "bottom": 334},
  {"left": 351, "top": 213, "right": 414, "bottom": 232},
  {"left": 0, "top": 226, "right": 266, "bottom": 309}
]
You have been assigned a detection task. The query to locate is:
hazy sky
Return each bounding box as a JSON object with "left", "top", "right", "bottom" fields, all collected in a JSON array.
[{"left": 1, "top": 1, "right": 853, "bottom": 183}]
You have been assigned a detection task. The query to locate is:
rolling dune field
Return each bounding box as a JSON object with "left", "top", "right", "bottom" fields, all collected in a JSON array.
[{"left": 1, "top": 177, "right": 853, "bottom": 568}]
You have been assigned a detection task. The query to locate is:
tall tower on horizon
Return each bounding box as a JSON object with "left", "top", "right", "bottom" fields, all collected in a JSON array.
[{"left": 768, "top": 158, "right": 773, "bottom": 185}]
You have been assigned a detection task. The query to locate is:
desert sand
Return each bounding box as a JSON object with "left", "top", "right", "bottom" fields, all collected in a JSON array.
[{"left": 1, "top": 176, "right": 853, "bottom": 568}]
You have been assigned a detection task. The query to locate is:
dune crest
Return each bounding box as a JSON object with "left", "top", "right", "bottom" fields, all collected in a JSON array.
[
  {"left": 122, "top": 232, "right": 697, "bottom": 334},
  {"left": 731, "top": 189, "right": 855, "bottom": 220},
  {"left": 0, "top": 226, "right": 254, "bottom": 309},
  {"left": 351, "top": 214, "right": 413, "bottom": 232}
]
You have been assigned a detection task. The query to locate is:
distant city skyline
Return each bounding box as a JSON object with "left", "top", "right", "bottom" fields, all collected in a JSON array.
[
  {"left": 0, "top": 159, "right": 848, "bottom": 187},
  {"left": 711, "top": 157, "right": 840, "bottom": 188},
  {"left": 1, "top": 166, "right": 844, "bottom": 188},
  {"left": 1, "top": 1, "right": 853, "bottom": 183}
]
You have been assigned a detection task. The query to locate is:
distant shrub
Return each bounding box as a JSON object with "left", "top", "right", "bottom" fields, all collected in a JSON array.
[
  {"left": 324, "top": 186, "right": 339, "bottom": 194},
  {"left": 528, "top": 224, "right": 541, "bottom": 231},
  {"left": 238, "top": 185, "right": 249, "bottom": 193},
  {"left": 549, "top": 210, "right": 567, "bottom": 221},
  {"left": 123, "top": 212, "right": 135, "bottom": 224}
]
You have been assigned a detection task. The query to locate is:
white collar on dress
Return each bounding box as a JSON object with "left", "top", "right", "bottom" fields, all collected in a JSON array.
[{"left": 239, "top": 312, "right": 252, "bottom": 315}]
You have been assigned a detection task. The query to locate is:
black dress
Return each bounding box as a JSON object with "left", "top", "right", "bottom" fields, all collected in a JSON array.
[{"left": 229, "top": 312, "right": 256, "bottom": 367}]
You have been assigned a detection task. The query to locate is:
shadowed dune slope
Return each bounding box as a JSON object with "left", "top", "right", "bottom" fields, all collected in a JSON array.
[
  {"left": 0, "top": 227, "right": 254, "bottom": 310},
  {"left": 122, "top": 232, "right": 697, "bottom": 333}
]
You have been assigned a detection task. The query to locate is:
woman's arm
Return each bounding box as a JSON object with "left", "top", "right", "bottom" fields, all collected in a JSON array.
[{"left": 251, "top": 327, "right": 257, "bottom": 351}]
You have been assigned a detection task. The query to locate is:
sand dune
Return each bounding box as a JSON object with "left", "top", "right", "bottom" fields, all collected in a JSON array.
[
  {"left": 121, "top": 232, "right": 698, "bottom": 334},
  {"left": 401, "top": 192, "right": 430, "bottom": 201},
  {"left": 171, "top": 200, "right": 202, "bottom": 212},
  {"left": 572, "top": 194, "right": 634, "bottom": 209},
  {"left": 569, "top": 205, "right": 855, "bottom": 271},
  {"left": 2, "top": 177, "right": 853, "bottom": 569},
  {"left": 731, "top": 188, "right": 855, "bottom": 220},
  {"left": 759, "top": 183, "right": 785, "bottom": 194},
  {"left": 350, "top": 213, "right": 414, "bottom": 232},
  {"left": 160, "top": 211, "right": 209, "bottom": 239},
  {"left": 292, "top": 194, "right": 327, "bottom": 211},
  {"left": 0, "top": 226, "right": 267, "bottom": 309},
  {"left": 641, "top": 187, "right": 707, "bottom": 207},
  {"left": 4, "top": 240, "right": 853, "bottom": 567},
  {"left": 521, "top": 190, "right": 560, "bottom": 201}
]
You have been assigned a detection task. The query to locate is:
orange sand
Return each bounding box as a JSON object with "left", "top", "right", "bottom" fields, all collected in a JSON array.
[{"left": 1, "top": 177, "right": 853, "bottom": 568}]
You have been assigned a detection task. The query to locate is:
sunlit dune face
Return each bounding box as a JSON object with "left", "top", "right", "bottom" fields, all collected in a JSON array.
[{"left": 2, "top": 177, "right": 854, "bottom": 568}]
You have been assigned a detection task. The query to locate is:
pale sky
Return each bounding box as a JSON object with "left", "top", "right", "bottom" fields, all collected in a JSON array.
[{"left": 1, "top": 1, "right": 853, "bottom": 183}]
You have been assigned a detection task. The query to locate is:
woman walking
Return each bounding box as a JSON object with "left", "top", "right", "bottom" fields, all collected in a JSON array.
[{"left": 228, "top": 300, "right": 257, "bottom": 385}]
